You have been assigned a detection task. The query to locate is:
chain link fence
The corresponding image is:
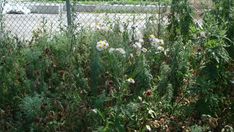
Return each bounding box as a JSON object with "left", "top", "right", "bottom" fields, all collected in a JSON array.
[{"left": 0, "top": 0, "right": 171, "bottom": 39}]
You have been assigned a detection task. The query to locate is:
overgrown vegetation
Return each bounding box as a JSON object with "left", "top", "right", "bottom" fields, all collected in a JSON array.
[{"left": 0, "top": 0, "right": 233, "bottom": 131}]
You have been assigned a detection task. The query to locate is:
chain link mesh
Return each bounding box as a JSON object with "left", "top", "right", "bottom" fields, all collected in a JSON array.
[{"left": 0, "top": 0, "right": 170, "bottom": 39}]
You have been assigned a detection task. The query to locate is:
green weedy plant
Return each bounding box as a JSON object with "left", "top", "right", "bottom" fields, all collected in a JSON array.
[
  {"left": 0, "top": 34, "right": 28, "bottom": 107},
  {"left": 191, "top": 13, "right": 232, "bottom": 119},
  {"left": 133, "top": 55, "right": 153, "bottom": 94},
  {"left": 164, "top": 0, "right": 195, "bottom": 104},
  {"left": 171, "top": 38, "right": 193, "bottom": 100},
  {"left": 19, "top": 94, "right": 44, "bottom": 120},
  {"left": 90, "top": 44, "right": 102, "bottom": 96},
  {"left": 211, "top": 0, "right": 234, "bottom": 58},
  {"left": 157, "top": 63, "right": 172, "bottom": 98},
  {"left": 167, "top": 0, "right": 194, "bottom": 41}
]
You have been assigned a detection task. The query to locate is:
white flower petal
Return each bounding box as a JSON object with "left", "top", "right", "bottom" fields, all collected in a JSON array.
[
  {"left": 116, "top": 48, "right": 126, "bottom": 55},
  {"left": 109, "top": 48, "right": 115, "bottom": 53},
  {"left": 127, "top": 78, "right": 135, "bottom": 84},
  {"left": 142, "top": 48, "right": 147, "bottom": 53},
  {"left": 157, "top": 46, "right": 164, "bottom": 51},
  {"left": 146, "top": 125, "right": 152, "bottom": 131},
  {"left": 133, "top": 42, "right": 142, "bottom": 49}
]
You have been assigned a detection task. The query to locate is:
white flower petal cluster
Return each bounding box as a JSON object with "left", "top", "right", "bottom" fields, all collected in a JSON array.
[
  {"left": 139, "top": 39, "right": 144, "bottom": 43},
  {"left": 96, "top": 40, "right": 109, "bottom": 51},
  {"left": 133, "top": 42, "right": 142, "bottom": 56},
  {"left": 133, "top": 42, "right": 142, "bottom": 50},
  {"left": 149, "top": 34, "right": 165, "bottom": 52},
  {"left": 115, "top": 48, "right": 126, "bottom": 55},
  {"left": 149, "top": 35, "right": 164, "bottom": 46},
  {"left": 132, "top": 39, "right": 148, "bottom": 55},
  {"left": 109, "top": 47, "right": 126, "bottom": 55}
]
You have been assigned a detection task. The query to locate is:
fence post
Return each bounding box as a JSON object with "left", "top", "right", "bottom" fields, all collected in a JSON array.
[
  {"left": 66, "top": 0, "right": 72, "bottom": 27},
  {"left": 66, "top": 0, "right": 75, "bottom": 52},
  {"left": 157, "top": 0, "right": 161, "bottom": 37},
  {"left": 0, "top": 0, "right": 3, "bottom": 39}
]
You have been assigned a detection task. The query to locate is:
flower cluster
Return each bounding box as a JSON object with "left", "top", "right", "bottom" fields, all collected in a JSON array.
[
  {"left": 133, "top": 41, "right": 142, "bottom": 50},
  {"left": 109, "top": 48, "right": 126, "bottom": 55},
  {"left": 96, "top": 40, "right": 109, "bottom": 51},
  {"left": 149, "top": 34, "right": 165, "bottom": 52},
  {"left": 133, "top": 39, "right": 148, "bottom": 55}
]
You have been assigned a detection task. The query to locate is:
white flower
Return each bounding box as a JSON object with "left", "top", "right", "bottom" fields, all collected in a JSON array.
[
  {"left": 159, "top": 39, "right": 164, "bottom": 45},
  {"left": 157, "top": 46, "right": 164, "bottom": 52},
  {"left": 149, "top": 35, "right": 165, "bottom": 52},
  {"left": 149, "top": 34, "right": 164, "bottom": 48},
  {"left": 109, "top": 47, "right": 126, "bottom": 55},
  {"left": 149, "top": 34, "right": 156, "bottom": 42},
  {"left": 221, "top": 125, "right": 233, "bottom": 132},
  {"left": 146, "top": 125, "right": 152, "bottom": 131},
  {"left": 109, "top": 47, "right": 115, "bottom": 53},
  {"left": 134, "top": 29, "right": 143, "bottom": 41},
  {"left": 127, "top": 78, "right": 135, "bottom": 84},
  {"left": 92, "top": 109, "right": 98, "bottom": 114},
  {"left": 115, "top": 48, "right": 126, "bottom": 55},
  {"left": 138, "top": 96, "right": 143, "bottom": 101},
  {"left": 151, "top": 38, "right": 163, "bottom": 45},
  {"left": 96, "top": 40, "right": 109, "bottom": 51},
  {"left": 133, "top": 42, "right": 142, "bottom": 49},
  {"left": 141, "top": 48, "right": 147, "bottom": 53},
  {"left": 164, "top": 48, "right": 169, "bottom": 55},
  {"left": 200, "top": 31, "right": 206, "bottom": 38},
  {"left": 96, "top": 44, "right": 104, "bottom": 51},
  {"left": 139, "top": 39, "right": 144, "bottom": 43}
]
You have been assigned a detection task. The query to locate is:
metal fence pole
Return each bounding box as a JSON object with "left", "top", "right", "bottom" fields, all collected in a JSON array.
[
  {"left": 66, "top": 0, "right": 72, "bottom": 27},
  {"left": 158, "top": 0, "right": 161, "bottom": 37},
  {"left": 0, "top": 0, "right": 3, "bottom": 39},
  {"left": 66, "top": 0, "right": 75, "bottom": 52}
]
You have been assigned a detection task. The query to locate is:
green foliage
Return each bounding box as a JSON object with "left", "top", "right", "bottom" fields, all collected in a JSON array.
[
  {"left": 188, "top": 13, "right": 232, "bottom": 117},
  {"left": 212, "top": 0, "right": 234, "bottom": 58},
  {"left": 0, "top": 34, "right": 28, "bottom": 107},
  {"left": 19, "top": 94, "right": 44, "bottom": 120},
  {"left": 168, "top": 0, "right": 194, "bottom": 41},
  {"left": 190, "top": 125, "right": 205, "bottom": 132}
]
